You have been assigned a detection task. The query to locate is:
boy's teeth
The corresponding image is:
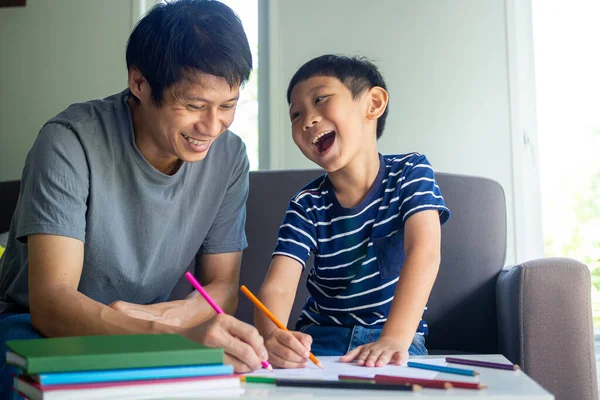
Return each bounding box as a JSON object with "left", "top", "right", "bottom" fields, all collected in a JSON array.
[{"left": 312, "top": 130, "right": 333, "bottom": 144}]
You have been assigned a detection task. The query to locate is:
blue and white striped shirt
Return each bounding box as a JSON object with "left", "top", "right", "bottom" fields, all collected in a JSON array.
[{"left": 273, "top": 153, "right": 450, "bottom": 333}]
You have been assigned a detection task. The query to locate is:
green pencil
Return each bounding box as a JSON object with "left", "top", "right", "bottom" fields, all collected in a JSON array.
[
  {"left": 241, "top": 376, "right": 419, "bottom": 391},
  {"left": 241, "top": 376, "right": 276, "bottom": 383}
]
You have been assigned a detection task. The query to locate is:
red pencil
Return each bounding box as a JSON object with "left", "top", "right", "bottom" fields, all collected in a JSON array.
[
  {"left": 338, "top": 375, "right": 451, "bottom": 389},
  {"left": 374, "top": 375, "right": 452, "bottom": 389},
  {"left": 337, "top": 375, "right": 373, "bottom": 382},
  {"left": 374, "top": 374, "right": 486, "bottom": 390}
]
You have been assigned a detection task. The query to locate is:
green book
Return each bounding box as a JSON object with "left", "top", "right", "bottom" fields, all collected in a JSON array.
[{"left": 5, "top": 334, "right": 223, "bottom": 374}]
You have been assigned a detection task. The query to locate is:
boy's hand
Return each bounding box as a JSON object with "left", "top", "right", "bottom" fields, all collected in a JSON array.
[
  {"left": 339, "top": 336, "right": 409, "bottom": 367},
  {"left": 265, "top": 328, "right": 312, "bottom": 369}
]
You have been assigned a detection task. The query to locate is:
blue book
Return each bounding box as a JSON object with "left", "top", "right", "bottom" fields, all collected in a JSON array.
[{"left": 33, "top": 363, "right": 233, "bottom": 385}]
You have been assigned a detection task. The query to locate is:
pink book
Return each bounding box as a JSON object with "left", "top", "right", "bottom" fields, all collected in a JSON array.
[{"left": 16, "top": 374, "right": 242, "bottom": 400}]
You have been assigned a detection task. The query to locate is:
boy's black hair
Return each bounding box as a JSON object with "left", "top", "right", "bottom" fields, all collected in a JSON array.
[
  {"left": 126, "top": 0, "right": 252, "bottom": 106},
  {"left": 287, "top": 54, "right": 389, "bottom": 139}
]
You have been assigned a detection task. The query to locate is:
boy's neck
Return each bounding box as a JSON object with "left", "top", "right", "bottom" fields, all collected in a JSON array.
[{"left": 329, "top": 150, "right": 381, "bottom": 209}]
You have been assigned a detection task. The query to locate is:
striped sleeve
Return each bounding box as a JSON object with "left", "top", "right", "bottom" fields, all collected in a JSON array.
[
  {"left": 272, "top": 199, "right": 318, "bottom": 268},
  {"left": 399, "top": 154, "right": 450, "bottom": 225}
]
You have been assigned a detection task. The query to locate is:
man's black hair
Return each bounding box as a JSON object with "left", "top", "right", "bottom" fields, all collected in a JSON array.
[
  {"left": 287, "top": 54, "right": 389, "bottom": 139},
  {"left": 126, "top": 0, "right": 252, "bottom": 105}
]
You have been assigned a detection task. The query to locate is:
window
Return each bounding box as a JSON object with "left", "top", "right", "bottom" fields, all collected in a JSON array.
[
  {"left": 219, "top": 0, "right": 259, "bottom": 170},
  {"left": 532, "top": 1, "right": 600, "bottom": 325}
]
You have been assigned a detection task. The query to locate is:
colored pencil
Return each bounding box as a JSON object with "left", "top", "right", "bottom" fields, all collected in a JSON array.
[
  {"left": 336, "top": 375, "right": 373, "bottom": 382},
  {"left": 184, "top": 273, "right": 273, "bottom": 371},
  {"left": 240, "top": 376, "right": 276, "bottom": 383},
  {"left": 277, "top": 379, "right": 418, "bottom": 391},
  {"left": 407, "top": 361, "right": 478, "bottom": 376},
  {"left": 375, "top": 375, "right": 452, "bottom": 389},
  {"left": 445, "top": 357, "right": 520, "bottom": 371},
  {"left": 339, "top": 374, "right": 451, "bottom": 389},
  {"left": 240, "top": 285, "right": 323, "bottom": 369},
  {"left": 374, "top": 374, "right": 486, "bottom": 390},
  {"left": 242, "top": 375, "right": 420, "bottom": 391}
]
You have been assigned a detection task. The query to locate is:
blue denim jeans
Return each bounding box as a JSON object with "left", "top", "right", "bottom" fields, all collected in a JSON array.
[
  {"left": 0, "top": 313, "right": 43, "bottom": 400},
  {"left": 299, "top": 324, "right": 428, "bottom": 357}
]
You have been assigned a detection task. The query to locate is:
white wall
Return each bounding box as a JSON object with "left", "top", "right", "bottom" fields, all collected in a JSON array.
[
  {"left": 265, "top": 0, "right": 543, "bottom": 265},
  {"left": 0, "top": 0, "right": 134, "bottom": 182}
]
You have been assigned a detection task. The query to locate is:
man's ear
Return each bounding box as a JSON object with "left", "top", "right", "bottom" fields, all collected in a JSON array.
[
  {"left": 366, "top": 86, "right": 389, "bottom": 121},
  {"left": 128, "top": 67, "right": 151, "bottom": 103}
]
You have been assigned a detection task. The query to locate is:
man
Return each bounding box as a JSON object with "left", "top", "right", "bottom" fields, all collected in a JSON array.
[{"left": 0, "top": 0, "right": 267, "bottom": 394}]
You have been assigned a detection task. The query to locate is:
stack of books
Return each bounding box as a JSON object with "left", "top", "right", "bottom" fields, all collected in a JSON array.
[{"left": 5, "top": 334, "right": 242, "bottom": 399}]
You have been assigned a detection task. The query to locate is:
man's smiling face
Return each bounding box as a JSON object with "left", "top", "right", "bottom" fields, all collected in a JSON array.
[
  {"left": 130, "top": 69, "right": 240, "bottom": 173},
  {"left": 152, "top": 73, "right": 240, "bottom": 163}
]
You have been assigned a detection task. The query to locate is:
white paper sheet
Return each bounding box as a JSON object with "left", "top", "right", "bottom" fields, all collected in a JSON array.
[{"left": 245, "top": 356, "right": 447, "bottom": 381}]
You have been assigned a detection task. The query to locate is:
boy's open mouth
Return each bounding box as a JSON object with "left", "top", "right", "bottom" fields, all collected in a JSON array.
[{"left": 312, "top": 130, "right": 336, "bottom": 154}]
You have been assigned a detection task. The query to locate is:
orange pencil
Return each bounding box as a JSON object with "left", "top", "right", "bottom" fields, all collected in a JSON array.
[{"left": 240, "top": 285, "right": 323, "bottom": 369}]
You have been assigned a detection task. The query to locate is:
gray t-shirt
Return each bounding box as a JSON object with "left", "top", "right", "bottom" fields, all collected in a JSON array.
[{"left": 0, "top": 90, "right": 249, "bottom": 313}]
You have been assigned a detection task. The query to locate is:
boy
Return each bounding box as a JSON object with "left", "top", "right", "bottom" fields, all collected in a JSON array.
[{"left": 255, "top": 55, "right": 450, "bottom": 368}]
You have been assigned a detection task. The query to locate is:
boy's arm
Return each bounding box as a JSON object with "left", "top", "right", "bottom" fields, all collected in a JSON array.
[
  {"left": 256, "top": 255, "right": 313, "bottom": 368},
  {"left": 255, "top": 255, "right": 303, "bottom": 336},
  {"left": 257, "top": 197, "right": 317, "bottom": 334},
  {"left": 380, "top": 209, "right": 441, "bottom": 345},
  {"left": 255, "top": 195, "right": 316, "bottom": 368},
  {"left": 340, "top": 209, "right": 442, "bottom": 366}
]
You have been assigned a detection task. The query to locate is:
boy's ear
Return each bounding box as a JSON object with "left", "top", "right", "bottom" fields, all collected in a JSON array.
[{"left": 366, "top": 86, "right": 388, "bottom": 121}]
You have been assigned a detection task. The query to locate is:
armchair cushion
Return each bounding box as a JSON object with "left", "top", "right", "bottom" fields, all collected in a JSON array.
[
  {"left": 425, "top": 173, "right": 506, "bottom": 354},
  {"left": 497, "top": 258, "right": 597, "bottom": 400}
]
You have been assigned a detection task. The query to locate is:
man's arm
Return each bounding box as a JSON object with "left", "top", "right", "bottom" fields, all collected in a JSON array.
[
  {"left": 195, "top": 251, "right": 241, "bottom": 315},
  {"left": 28, "top": 234, "right": 181, "bottom": 337},
  {"left": 110, "top": 144, "right": 249, "bottom": 327},
  {"left": 110, "top": 252, "right": 242, "bottom": 328},
  {"left": 28, "top": 234, "right": 267, "bottom": 372}
]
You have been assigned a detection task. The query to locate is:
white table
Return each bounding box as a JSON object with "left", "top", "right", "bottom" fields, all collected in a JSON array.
[{"left": 239, "top": 354, "right": 554, "bottom": 399}]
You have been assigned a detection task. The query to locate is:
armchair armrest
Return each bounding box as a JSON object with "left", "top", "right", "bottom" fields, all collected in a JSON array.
[{"left": 496, "top": 257, "right": 597, "bottom": 400}]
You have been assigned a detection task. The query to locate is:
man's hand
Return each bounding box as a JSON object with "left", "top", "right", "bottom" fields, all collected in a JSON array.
[
  {"left": 264, "top": 328, "right": 312, "bottom": 369},
  {"left": 339, "top": 336, "right": 409, "bottom": 367},
  {"left": 184, "top": 314, "right": 269, "bottom": 373}
]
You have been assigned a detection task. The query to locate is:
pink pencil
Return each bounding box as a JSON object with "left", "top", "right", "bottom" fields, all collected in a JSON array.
[{"left": 184, "top": 272, "right": 273, "bottom": 371}]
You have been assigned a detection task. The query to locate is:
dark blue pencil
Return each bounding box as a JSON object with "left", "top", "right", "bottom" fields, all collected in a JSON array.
[
  {"left": 275, "top": 378, "right": 419, "bottom": 391},
  {"left": 407, "top": 361, "right": 479, "bottom": 376},
  {"left": 445, "top": 357, "right": 520, "bottom": 370}
]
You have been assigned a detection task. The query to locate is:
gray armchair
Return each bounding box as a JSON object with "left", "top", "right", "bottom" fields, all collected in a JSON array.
[{"left": 236, "top": 170, "right": 597, "bottom": 400}]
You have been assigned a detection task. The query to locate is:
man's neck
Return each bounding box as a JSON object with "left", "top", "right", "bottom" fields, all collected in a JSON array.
[{"left": 128, "top": 97, "right": 182, "bottom": 175}]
